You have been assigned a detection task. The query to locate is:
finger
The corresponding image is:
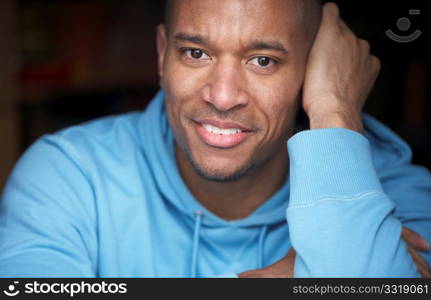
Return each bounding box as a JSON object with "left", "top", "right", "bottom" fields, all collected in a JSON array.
[
  {"left": 407, "top": 246, "right": 431, "bottom": 278},
  {"left": 408, "top": 247, "right": 431, "bottom": 278},
  {"left": 321, "top": 2, "right": 340, "bottom": 27},
  {"left": 237, "top": 269, "right": 267, "bottom": 278},
  {"left": 370, "top": 55, "right": 381, "bottom": 74},
  {"left": 402, "top": 227, "right": 429, "bottom": 252},
  {"left": 402, "top": 227, "right": 430, "bottom": 252},
  {"left": 358, "top": 39, "right": 370, "bottom": 53},
  {"left": 403, "top": 235, "right": 425, "bottom": 253},
  {"left": 238, "top": 248, "right": 296, "bottom": 278},
  {"left": 285, "top": 248, "right": 296, "bottom": 278}
]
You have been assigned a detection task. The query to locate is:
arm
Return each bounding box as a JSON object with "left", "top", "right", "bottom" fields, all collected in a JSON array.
[
  {"left": 287, "top": 2, "right": 428, "bottom": 277},
  {"left": 286, "top": 128, "right": 419, "bottom": 277},
  {"left": 240, "top": 126, "right": 431, "bottom": 278},
  {"left": 0, "top": 135, "right": 97, "bottom": 277},
  {"left": 239, "top": 128, "right": 431, "bottom": 278}
]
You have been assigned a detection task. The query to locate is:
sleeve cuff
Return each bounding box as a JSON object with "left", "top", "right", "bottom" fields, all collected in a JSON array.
[{"left": 287, "top": 128, "right": 384, "bottom": 208}]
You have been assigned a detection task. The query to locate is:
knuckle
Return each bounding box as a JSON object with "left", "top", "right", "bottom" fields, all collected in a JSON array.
[
  {"left": 370, "top": 55, "right": 381, "bottom": 69},
  {"left": 358, "top": 39, "right": 370, "bottom": 51},
  {"left": 374, "top": 56, "right": 381, "bottom": 69}
]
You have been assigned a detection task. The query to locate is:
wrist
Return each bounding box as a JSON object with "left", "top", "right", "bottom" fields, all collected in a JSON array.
[{"left": 309, "top": 111, "right": 364, "bottom": 134}]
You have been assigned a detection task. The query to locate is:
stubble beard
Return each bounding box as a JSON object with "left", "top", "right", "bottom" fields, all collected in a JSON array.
[
  {"left": 176, "top": 110, "right": 306, "bottom": 183},
  {"left": 178, "top": 143, "right": 259, "bottom": 183}
]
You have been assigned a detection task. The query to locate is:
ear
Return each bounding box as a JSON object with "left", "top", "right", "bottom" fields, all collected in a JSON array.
[{"left": 156, "top": 24, "right": 168, "bottom": 81}]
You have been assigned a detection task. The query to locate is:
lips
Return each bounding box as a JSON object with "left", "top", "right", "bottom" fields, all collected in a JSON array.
[{"left": 192, "top": 118, "right": 254, "bottom": 148}]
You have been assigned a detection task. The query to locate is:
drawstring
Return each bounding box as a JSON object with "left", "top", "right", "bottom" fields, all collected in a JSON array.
[
  {"left": 257, "top": 225, "right": 268, "bottom": 268},
  {"left": 190, "top": 210, "right": 268, "bottom": 275},
  {"left": 191, "top": 210, "right": 203, "bottom": 278}
]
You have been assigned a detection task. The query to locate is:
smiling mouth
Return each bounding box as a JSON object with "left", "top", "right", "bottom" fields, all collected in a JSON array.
[
  {"left": 202, "top": 123, "right": 243, "bottom": 135},
  {"left": 192, "top": 120, "right": 254, "bottom": 149}
]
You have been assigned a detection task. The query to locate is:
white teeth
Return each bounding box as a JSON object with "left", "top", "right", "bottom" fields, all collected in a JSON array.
[{"left": 202, "top": 124, "right": 242, "bottom": 135}]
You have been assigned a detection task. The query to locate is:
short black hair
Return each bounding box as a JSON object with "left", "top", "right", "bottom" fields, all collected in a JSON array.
[{"left": 163, "top": 0, "right": 322, "bottom": 36}]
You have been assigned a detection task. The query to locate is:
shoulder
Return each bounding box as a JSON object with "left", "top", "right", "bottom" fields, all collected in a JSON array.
[
  {"left": 362, "top": 112, "right": 431, "bottom": 201},
  {"left": 55, "top": 111, "right": 144, "bottom": 151},
  {"left": 8, "top": 91, "right": 166, "bottom": 198},
  {"left": 362, "top": 112, "right": 431, "bottom": 206},
  {"left": 46, "top": 111, "right": 147, "bottom": 169},
  {"left": 9, "top": 110, "right": 148, "bottom": 191}
]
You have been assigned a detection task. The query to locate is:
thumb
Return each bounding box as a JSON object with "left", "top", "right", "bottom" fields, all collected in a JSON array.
[
  {"left": 402, "top": 227, "right": 429, "bottom": 252},
  {"left": 238, "top": 248, "right": 296, "bottom": 278}
]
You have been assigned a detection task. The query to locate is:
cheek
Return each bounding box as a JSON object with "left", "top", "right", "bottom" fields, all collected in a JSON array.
[
  {"left": 262, "top": 96, "right": 298, "bottom": 143},
  {"left": 162, "top": 62, "right": 193, "bottom": 126},
  {"left": 162, "top": 51, "right": 207, "bottom": 100},
  {"left": 246, "top": 69, "right": 303, "bottom": 140},
  {"left": 162, "top": 60, "right": 206, "bottom": 149},
  {"left": 162, "top": 79, "right": 187, "bottom": 149}
]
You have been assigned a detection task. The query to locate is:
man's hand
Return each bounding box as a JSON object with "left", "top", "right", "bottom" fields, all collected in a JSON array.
[
  {"left": 302, "top": 2, "right": 381, "bottom": 134},
  {"left": 402, "top": 227, "right": 431, "bottom": 278},
  {"left": 238, "top": 248, "right": 296, "bottom": 278},
  {"left": 238, "top": 227, "right": 430, "bottom": 278}
]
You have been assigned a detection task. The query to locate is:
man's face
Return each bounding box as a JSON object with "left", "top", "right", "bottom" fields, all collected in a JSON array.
[{"left": 158, "top": 0, "right": 312, "bottom": 181}]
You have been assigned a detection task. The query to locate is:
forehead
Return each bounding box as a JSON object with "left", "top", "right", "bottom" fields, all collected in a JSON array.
[{"left": 169, "top": 0, "right": 306, "bottom": 47}]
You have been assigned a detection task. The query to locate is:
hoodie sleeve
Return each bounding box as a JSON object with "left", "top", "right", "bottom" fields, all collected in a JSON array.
[
  {"left": 286, "top": 125, "right": 431, "bottom": 277},
  {"left": 0, "top": 135, "right": 97, "bottom": 277}
]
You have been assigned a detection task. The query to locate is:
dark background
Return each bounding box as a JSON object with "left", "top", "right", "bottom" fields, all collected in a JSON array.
[{"left": 0, "top": 0, "right": 429, "bottom": 189}]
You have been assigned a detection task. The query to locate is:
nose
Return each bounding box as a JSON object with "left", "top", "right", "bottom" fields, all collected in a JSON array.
[{"left": 202, "top": 58, "right": 249, "bottom": 112}]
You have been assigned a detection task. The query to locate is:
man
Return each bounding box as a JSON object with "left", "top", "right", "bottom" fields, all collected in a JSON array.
[{"left": 0, "top": 0, "right": 430, "bottom": 277}]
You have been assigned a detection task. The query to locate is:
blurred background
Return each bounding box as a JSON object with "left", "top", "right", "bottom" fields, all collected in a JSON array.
[{"left": 0, "top": 0, "right": 429, "bottom": 190}]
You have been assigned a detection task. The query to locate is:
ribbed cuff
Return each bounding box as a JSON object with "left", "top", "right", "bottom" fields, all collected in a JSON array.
[{"left": 287, "top": 128, "right": 384, "bottom": 208}]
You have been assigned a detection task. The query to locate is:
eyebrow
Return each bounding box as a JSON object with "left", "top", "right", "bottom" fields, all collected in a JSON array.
[
  {"left": 248, "top": 41, "right": 288, "bottom": 55},
  {"left": 174, "top": 32, "right": 288, "bottom": 55},
  {"left": 174, "top": 32, "right": 207, "bottom": 45}
]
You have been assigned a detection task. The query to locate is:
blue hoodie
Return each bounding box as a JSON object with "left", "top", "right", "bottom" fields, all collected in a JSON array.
[{"left": 1, "top": 90, "right": 430, "bottom": 277}]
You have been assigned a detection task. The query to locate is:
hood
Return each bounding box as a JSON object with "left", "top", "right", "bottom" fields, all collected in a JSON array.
[{"left": 362, "top": 114, "right": 413, "bottom": 172}]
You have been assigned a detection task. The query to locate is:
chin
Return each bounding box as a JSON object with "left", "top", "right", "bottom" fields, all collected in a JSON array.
[{"left": 188, "top": 155, "right": 257, "bottom": 183}]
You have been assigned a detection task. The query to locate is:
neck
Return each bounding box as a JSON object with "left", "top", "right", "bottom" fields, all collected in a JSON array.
[{"left": 175, "top": 144, "right": 289, "bottom": 221}]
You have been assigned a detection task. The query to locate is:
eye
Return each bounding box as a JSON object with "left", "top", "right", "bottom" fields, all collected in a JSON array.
[
  {"left": 183, "top": 48, "right": 210, "bottom": 60},
  {"left": 248, "top": 56, "right": 276, "bottom": 68}
]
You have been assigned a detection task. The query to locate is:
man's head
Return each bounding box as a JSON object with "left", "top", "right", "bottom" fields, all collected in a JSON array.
[{"left": 157, "top": 0, "right": 322, "bottom": 182}]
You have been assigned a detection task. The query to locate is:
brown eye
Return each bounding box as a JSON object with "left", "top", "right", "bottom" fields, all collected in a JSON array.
[
  {"left": 190, "top": 49, "right": 203, "bottom": 59},
  {"left": 184, "top": 48, "right": 210, "bottom": 60},
  {"left": 249, "top": 56, "right": 276, "bottom": 68},
  {"left": 257, "top": 57, "right": 271, "bottom": 67}
]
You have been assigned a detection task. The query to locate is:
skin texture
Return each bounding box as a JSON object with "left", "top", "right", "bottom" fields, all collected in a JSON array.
[
  {"left": 302, "top": 3, "right": 381, "bottom": 133},
  {"left": 157, "top": 0, "right": 317, "bottom": 220},
  {"left": 157, "top": 0, "right": 430, "bottom": 277}
]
